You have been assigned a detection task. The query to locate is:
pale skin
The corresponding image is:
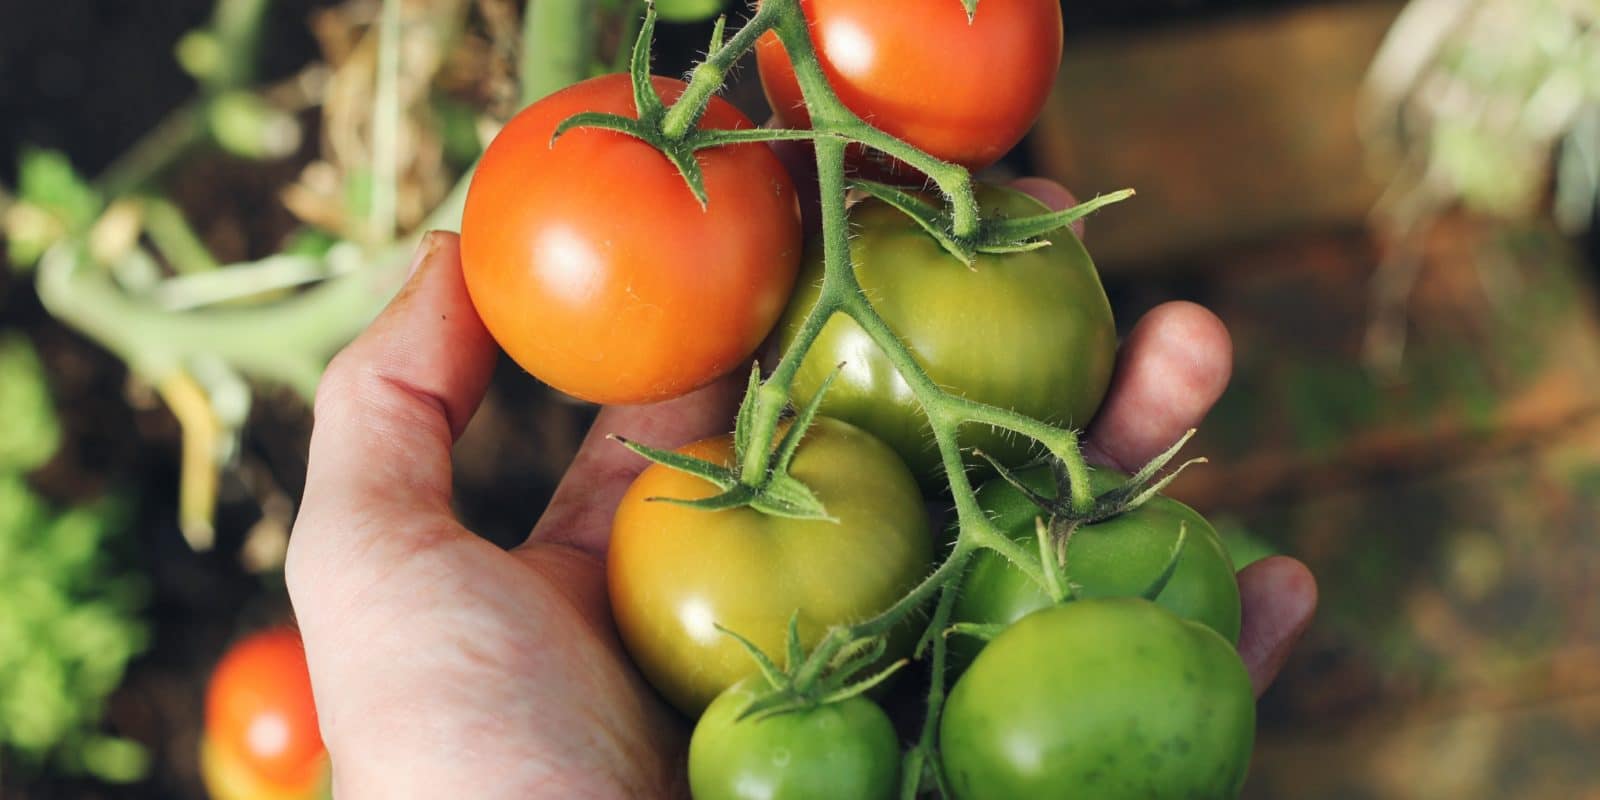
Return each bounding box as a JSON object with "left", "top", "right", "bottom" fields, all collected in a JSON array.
[{"left": 287, "top": 178, "right": 1318, "bottom": 798}]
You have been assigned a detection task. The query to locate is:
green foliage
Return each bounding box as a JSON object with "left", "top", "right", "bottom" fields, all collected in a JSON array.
[
  {"left": 0, "top": 335, "right": 62, "bottom": 473},
  {"left": 6, "top": 148, "right": 102, "bottom": 269},
  {"left": 0, "top": 338, "right": 150, "bottom": 784}
]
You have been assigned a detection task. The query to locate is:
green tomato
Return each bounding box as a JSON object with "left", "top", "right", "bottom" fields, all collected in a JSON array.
[
  {"left": 950, "top": 467, "right": 1240, "bottom": 670},
  {"left": 776, "top": 184, "right": 1116, "bottom": 483},
  {"left": 941, "top": 598, "right": 1255, "bottom": 799},
  {"left": 689, "top": 677, "right": 899, "bottom": 800}
]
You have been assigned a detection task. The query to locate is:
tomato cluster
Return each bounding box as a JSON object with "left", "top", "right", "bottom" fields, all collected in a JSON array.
[
  {"left": 458, "top": 1, "right": 1258, "bottom": 797},
  {"left": 201, "top": 628, "right": 328, "bottom": 800}
]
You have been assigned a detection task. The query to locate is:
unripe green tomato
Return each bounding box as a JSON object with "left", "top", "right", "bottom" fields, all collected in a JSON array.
[
  {"left": 776, "top": 185, "right": 1117, "bottom": 484},
  {"left": 949, "top": 467, "right": 1241, "bottom": 671},
  {"left": 689, "top": 677, "right": 899, "bottom": 800},
  {"left": 656, "top": 0, "right": 724, "bottom": 23},
  {"left": 941, "top": 598, "right": 1255, "bottom": 799}
]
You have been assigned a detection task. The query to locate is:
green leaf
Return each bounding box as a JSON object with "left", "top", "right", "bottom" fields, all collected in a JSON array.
[{"left": 17, "top": 148, "right": 101, "bottom": 229}]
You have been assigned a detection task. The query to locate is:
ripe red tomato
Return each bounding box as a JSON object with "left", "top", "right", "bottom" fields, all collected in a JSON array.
[
  {"left": 461, "top": 73, "right": 803, "bottom": 405},
  {"left": 756, "top": 0, "right": 1063, "bottom": 176},
  {"left": 203, "top": 628, "right": 326, "bottom": 798}
]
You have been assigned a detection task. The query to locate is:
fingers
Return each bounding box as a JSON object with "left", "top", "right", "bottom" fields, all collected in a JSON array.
[
  {"left": 524, "top": 372, "right": 745, "bottom": 557},
  {"left": 1084, "top": 301, "right": 1233, "bottom": 471},
  {"left": 288, "top": 232, "right": 497, "bottom": 602},
  {"left": 1236, "top": 556, "right": 1318, "bottom": 697}
]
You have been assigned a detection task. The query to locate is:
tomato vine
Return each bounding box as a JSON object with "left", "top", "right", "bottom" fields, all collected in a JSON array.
[{"left": 583, "top": 3, "right": 1170, "bottom": 795}]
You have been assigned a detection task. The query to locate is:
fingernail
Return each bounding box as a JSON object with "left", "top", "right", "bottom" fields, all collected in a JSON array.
[{"left": 406, "top": 231, "right": 439, "bottom": 281}]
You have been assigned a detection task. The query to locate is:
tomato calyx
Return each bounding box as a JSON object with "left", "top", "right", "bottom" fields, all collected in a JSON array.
[
  {"left": 972, "top": 429, "right": 1206, "bottom": 602},
  {"left": 850, "top": 179, "right": 1136, "bottom": 266},
  {"left": 550, "top": 5, "right": 816, "bottom": 208},
  {"left": 717, "top": 613, "right": 906, "bottom": 723},
  {"left": 615, "top": 365, "right": 841, "bottom": 520}
]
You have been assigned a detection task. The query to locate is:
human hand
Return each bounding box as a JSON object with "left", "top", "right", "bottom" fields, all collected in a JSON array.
[{"left": 286, "top": 180, "right": 1316, "bottom": 798}]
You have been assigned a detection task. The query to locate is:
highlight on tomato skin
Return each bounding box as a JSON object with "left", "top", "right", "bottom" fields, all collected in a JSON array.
[
  {"left": 459, "top": 73, "right": 804, "bottom": 406},
  {"left": 755, "top": 0, "right": 1063, "bottom": 177},
  {"left": 201, "top": 627, "right": 328, "bottom": 800}
]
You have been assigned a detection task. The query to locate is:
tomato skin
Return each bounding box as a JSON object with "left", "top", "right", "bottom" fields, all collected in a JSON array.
[
  {"left": 950, "top": 467, "right": 1241, "bottom": 670},
  {"left": 203, "top": 628, "right": 326, "bottom": 797},
  {"left": 941, "top": 599, "right": 1255, "bottom": 799},
  {"left": 756, "top": 0, "right": 1062, "bottom": 176},
  {"left": 460, "top": 73, "right": 802, "bottom": 405},
  {"left": 200, "top": 734, "right": 331, "bottom": 800},
  {"left": 776, "top": 185, "right": 1116, "bottom": 482},
  {"left": 608, "top": 417, "right": 931, "bottom": 715},
  {"left": 689, "top": 677, "right": 899, "bottom": 800}
]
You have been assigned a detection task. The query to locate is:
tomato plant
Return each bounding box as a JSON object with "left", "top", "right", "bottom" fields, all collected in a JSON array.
[
  {"left": 608, "top": 417, "right": 932, "bottom": 715},
  {"left": 950, "top": 466, "right": 1241, "bottom": 670},
  {"left": 756, "top": 0, "right": 1063, "bottom": 177},
  {"left": 777, "top": 185, "right": 1117, "bottom": 482},
  {"left": 689, "top": 677, "right": 899, "bottom": 799},
  {"left": 941, "top": 599, "right": 1255, "bottom": 799},
  {"left": 460, "top": 73, "right": 802, "bottom": 405},
  {"left": 202, "top": 628, "right": 327, "bottom": 800}
]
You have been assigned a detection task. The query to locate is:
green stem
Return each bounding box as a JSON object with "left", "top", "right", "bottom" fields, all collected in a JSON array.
[
  {"left": 903, "top": 583, "right": 959, "bottom": 799},
  {"left": 660, "top": 4, "right": 780, "bottom": 139},
  {"left": 522, "top": 0, "right": 596, "bottom": 105}
]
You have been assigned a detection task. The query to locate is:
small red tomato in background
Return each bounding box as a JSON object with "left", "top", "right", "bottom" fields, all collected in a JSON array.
[
  {"left": 460, "top": 73, "right": 803, "bottom": 405},
  {"left": 201, "top": 627, "right": 328, "bottom": 800},
  {"left": 756, "top": 0, "right": 1063, "bottom": 177}
]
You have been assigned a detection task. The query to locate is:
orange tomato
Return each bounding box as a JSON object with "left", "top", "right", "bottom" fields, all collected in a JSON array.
[
  {"left": 203, "top": 628, "right": 325, "bottom": 798},
  {"left": 460, "top": 73, "right": 803, "bottom": 405},
  {"left": 756, "top": 0, "right": 1063, "bottom": 176}
]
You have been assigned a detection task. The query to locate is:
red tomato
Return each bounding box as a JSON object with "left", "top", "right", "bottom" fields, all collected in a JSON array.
[
  {"left": 204, "top": 628, "right": 325, "bottom": 795},
  {"left": 756, "top": 0, "right": 1063, "bottom": 176},
  {"left": 460, "top": 73, "right": 803, "bottom": 405}
]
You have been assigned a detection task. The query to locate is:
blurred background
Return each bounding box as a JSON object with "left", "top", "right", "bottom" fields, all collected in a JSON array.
[{"left": 1, "top": 0, "right": 1596, "bottom": 797}]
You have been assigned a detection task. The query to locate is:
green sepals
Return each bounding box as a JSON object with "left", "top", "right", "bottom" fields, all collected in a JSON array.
[
  {"left": 771, "top": 362, "right": 839, "bottom": 478},
  {"left": 686, "top": 127, "right": 820, "bottom": 148},
  {"left": 851, "top": 179, "right": 972, "bottom": 265},
  {"left": 717, "top": 622, "right": 789, "bottom": 691},
  {"left": 784, "top": 612, "right": 805, "bottom": 671},
  {"left": 973, "top": 449, "right": 1056, "bottom": 511},
  {"left": 973, "top": 239, "right": 1052, "bottom": 256},
  {"left": 652, "top": 484, "right": 759, "bottom": 513},
  {"left": 961, "top": 0, "right": 980, "bottom": 22},
  {"left": 629, "top": 4, "right": 665, "bottom": 122},
  {"left": 733, "top": 362, "right": 763, "bottom": 459},
  {"left": 749, "top": 473, "right": 833, "bottom": 520},
  {"left": 549, "top": 111, "right": 651, "bottom": 147},
  {"left": 984, "top": 188, "right": 1136, "bottom": 244},
  {"left": 661, "top": 143, "right": 710, "bottom": 207},
  {"left": 708, "top": 14, "right": 728, "bottom": 52},
  {"left": 944, "top": 621, "right": 1007, "bottom": 642},
  {"left": 1139, "top": 521, "right": 1190, "bottom": 602},
  {"left": 611, "top": 434, "right": 737, "bottom": 490},
  {"left": 1085, "top": 429, "right": 1203, "bottom": 523}
]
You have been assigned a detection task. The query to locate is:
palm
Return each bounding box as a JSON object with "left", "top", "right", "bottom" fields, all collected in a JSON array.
[{"left": 289, "top": 202, "right": 1314, "bottom": 797}]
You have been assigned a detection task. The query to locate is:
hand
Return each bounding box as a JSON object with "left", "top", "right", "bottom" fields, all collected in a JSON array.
[{"left": 286, "top": 180, "right": 1317, "bottom": 798}]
